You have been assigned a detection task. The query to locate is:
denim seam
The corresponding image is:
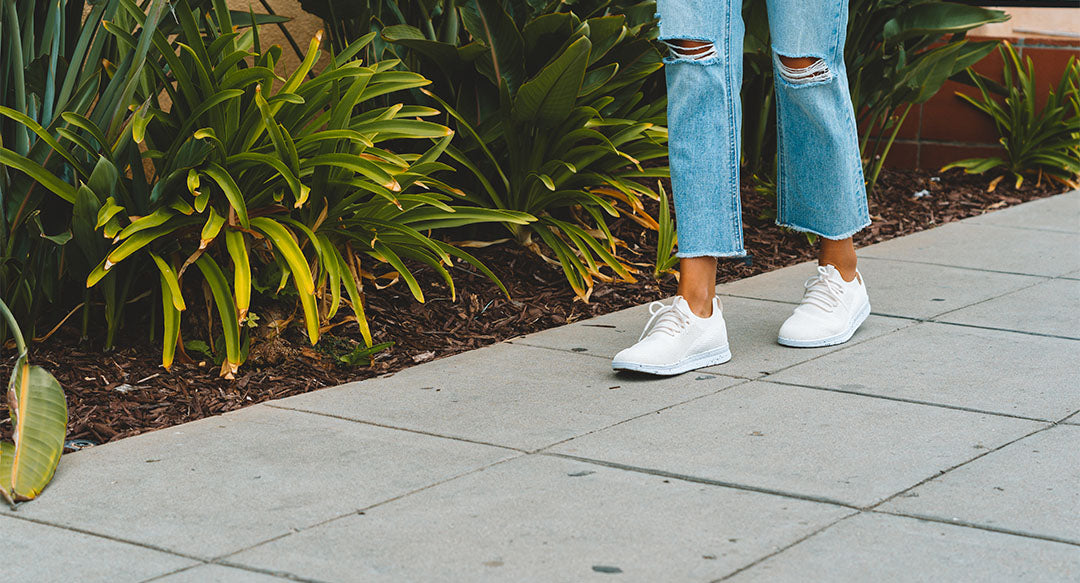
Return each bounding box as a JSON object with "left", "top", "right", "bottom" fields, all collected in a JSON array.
[
  {"left": 775, "top": 93, "right": 787, "bottom": 228},
  {"left": 676, "top": 249, "right": 748, "bottom": 259},
  {"left": 723, "top": 0, "right": 742, "bottom": 253},
  {"left": 774, "top": 217, "right": 872, "bottom": 241}
]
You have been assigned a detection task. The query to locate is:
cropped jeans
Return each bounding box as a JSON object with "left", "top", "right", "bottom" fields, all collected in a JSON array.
[{"left": 657, "top": 0, "right": 871, "bottom": 258}]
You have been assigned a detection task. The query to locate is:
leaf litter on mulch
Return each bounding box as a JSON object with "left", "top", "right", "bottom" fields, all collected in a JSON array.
[{"left": 0, "top": 168, "right": 1069, "bottom": 448}]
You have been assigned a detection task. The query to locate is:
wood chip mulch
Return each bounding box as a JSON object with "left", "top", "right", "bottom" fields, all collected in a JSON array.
[{"left": 0, "top": 167, "right": 1068, "bottom": 449}]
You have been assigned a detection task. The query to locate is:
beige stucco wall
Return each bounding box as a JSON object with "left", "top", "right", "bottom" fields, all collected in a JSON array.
[
  {"left": 972, "top": 7, "right": 1080, "bottom": 39},
  {"left": 229, "top": 0, "right": 324, "bottom": 70}
]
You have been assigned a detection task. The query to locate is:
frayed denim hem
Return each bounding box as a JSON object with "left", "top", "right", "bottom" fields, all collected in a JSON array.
[
  {"left": 774, "top": 219, "right": 872, "bottom": 241},
  {"left": 675, "top": 249, "right": 748, "bottom": 259}
]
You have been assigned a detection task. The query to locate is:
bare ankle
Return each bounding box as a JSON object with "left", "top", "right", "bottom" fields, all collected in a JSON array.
[
  {"left": 820, "top": 261, "right": 857, "bottom": 282},
  {"left": 681, "top": 294, "right": 714, "bottom": 318},
  {"left": 818, "top": 237, "right": 857, "bottom": 281}
]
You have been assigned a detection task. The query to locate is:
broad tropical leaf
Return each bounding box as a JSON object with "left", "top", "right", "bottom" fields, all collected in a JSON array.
[{"left": 5, "top": 359, "right": 67, "bottom": 502}]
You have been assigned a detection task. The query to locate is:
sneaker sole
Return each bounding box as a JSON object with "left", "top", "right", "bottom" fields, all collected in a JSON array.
[
  {"left": 612, "top": 345, "right": 732, "bottom": 376},
  {"left": 777, "top": 302, "right": 871, "bottom": 348}
]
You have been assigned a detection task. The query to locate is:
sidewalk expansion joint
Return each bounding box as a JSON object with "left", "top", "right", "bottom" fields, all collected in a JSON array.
[
  {"left": 956, "top": 222, "right": 1078, "bottom": 235},
  {"left": 760, "top": 379, "right": 1057, "bottom": 424},
  {"left": 1059, "top": 410, "right": 1080, "bottom": 425},
  {"left": 746, "top": 318, "right": 921, "bottom": 380},
  {"left": 867, "top": 423, "right": 1056, "bottom": 514},
  {"left": 205, "top": 561, "right": 333, "bottom": 583},
  {"left": 539, "top": 452, "right": 863, "bottom": 510},
  {"left": 504, "top": 341, "right": 631, "bottom": 361},
  {"left": 709, "top": 513, "right": 859, "bottom": 582},
  {"left": 505, "top": 340, "right": 761, "bottom": 381},
  {"left": 927, "top": 319, "right": 1080, "bottom": 341},
  {"left": 532, "top": 378, "right": 755, "bottom": 453},
  {"left": 1, "top": 511, "right": 205, "bottom": 563},
  {"left": 714, "top": 293, "right": 801, "bottom": 306},
  {"left": 855, "top": 255, "right": 1060, "bottom": 279},
  {"left": 210, "top": 455, "right": 526, "bottom": 566},
  {"left": 141, "top": 562, "right": 321, "bottom": 583},
  {"left": 263, "top": 403, "right": 530, "bottom": 454},
  {"left": 869, "top": 509, "right": 1080, "bottom": 547}
]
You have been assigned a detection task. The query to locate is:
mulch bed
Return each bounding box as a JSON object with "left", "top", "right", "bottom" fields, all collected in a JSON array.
[{"left": 0, "top": 167, "right": 1068, "bottom": 449}]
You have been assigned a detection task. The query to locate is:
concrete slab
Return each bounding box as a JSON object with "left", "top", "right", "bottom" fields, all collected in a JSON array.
[
  {"left": 966, "top": 190, "right": 1079, "bottom": 233},
  {"left": 726, "top": 512, "right": 1080, "bottom": 583},
  {"left": 270, "top": 342, "right": 743, "bottom": 452},
  {"left": 512, "top": 296, "right": 911, "bottom": 379},
  {"left": 152, "top": 564, "right": 291, "bottom": 582},
  {"left": 1, "top": 405, "right": 515, "bottom": 559},
  {"left": 0, "top": 515, "right": 195, "bottom": 583},
  {"left": 715, "top": 257, "right": 1041, "bottom": 320},
  {"left": 880, "top": 425, "right": 1080, "bottom": 543},
  {"left": 935, "top": 278, "right": 1080, "bottom": 339},
  {"left": 546, "top": 382, "right": 1044, "bottom": 508},
  {"left": 858, "top": 221, "right": 1080, "bottom": 277},
  {"left": 225, "top": 455, "right": 853, "bottom": 582},
  {"left": 767, "top": 322, "right": 1080, "bottom": 420}
]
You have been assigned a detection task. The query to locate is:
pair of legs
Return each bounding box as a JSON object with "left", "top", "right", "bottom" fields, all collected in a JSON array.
[
  {"left": 679, "top": 238, "right": 857, "bottom": 317},
  {"left": 658, "top": 0, "right": 869, "bottom": 317},
  {"left": 612, "top": 0, "right": 873, "bottom": 374}
]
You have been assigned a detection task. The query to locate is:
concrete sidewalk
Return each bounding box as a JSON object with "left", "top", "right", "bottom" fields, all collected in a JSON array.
[{"left": 5, "top": 192, "right": 1079, "bottom": 583}]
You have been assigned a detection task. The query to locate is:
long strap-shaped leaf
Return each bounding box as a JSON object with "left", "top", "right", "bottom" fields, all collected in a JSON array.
[
  {"left": 6, "top": 359, "right": 67, "bottom": 503},
  {"left": 195, "top": 254, "right": 242, "bottom": 378},
  {"left": 225, "top": 229, "right": 251, "bottom": 322},
  {"left": 0, "top": 442, "right": 14, "bottom": 506},
  {"left": 151, "top": 254, "right": 184, "bottom": 370},
  {"left": 0, "top": 148, "right": 76, "bottom": 203},
  {"left": 250, "top": 217, "right": 320, "bottom": 344}
]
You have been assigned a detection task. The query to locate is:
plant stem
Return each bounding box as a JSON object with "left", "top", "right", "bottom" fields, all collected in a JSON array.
[
  {"left": 0, "top": 297, "right": 27, "bottom": 357},
  {"left": 868, "top": 103, "right": 913, "bottom": 194}
]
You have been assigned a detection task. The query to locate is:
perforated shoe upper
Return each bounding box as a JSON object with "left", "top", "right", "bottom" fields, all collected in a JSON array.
[
  {"left": 613, "top": 296, "right": 729, "bottom": 368},
  {"left": 778, "top": 265, "right": 869, "bottom": 343}
]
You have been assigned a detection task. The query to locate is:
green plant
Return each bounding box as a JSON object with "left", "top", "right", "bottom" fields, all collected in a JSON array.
[
  {"left": 847, "top": 0, "right": 1007, "bottom": 193},
  {"left": 0, "top": 297, "right": 67, "bottom": 507},
  {"left": 0, "top": 0, "right": 289, "bottom": 345},
  {"left": 382, "top": 0, "right": 669, "bottom": 299},
  {"left": 0, "top": 0, "right": 133, "bottom": 342},
  {"left": 944, "top": 41, "right": 1080, "bottom": 189},
  {"left": 336, "top": 341, "right": 394, "bottom": 366},
  {"left": 653, "top": 181, "right": 677, "bottom": 278},
  {"left": 299, "top": 0, "right": 463, "bottom": 61},
  {"left": 2, "top": 0, "right": 530, "bottom": 376}
]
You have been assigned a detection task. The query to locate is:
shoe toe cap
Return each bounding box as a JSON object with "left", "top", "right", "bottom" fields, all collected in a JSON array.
[
  {"left": 613, "top": 340, "right": 678, "bottom": 368},
  {"left": 778, "top": 311, "right": 845, "bottom": 342}
]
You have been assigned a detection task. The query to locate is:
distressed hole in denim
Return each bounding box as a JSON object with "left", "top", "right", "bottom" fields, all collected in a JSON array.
[
  {"left": 661, "top": 39, "right": 719, "bottom": 61},
  {"left": 776, "top": 55, "right": 832, "bottom": 85}
]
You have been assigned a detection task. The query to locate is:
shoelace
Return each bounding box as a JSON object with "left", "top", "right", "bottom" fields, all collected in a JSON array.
[
  {"left": 799, "top": 266, "right": 845, "bottom": 312},
  {"left": 639, "top": 299, "right": 693, "bottom": 341}
]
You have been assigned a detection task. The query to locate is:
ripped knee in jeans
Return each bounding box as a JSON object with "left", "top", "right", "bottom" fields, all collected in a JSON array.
[
  {"left": 775, "top": 54, "right": 833, "bottom": 85},
  {"left": 661, "top": 38, "right": 719, "bottom": 62}
]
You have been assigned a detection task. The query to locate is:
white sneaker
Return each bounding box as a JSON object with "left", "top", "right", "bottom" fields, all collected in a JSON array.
[
  {"left": 778, "top": 265, "right": 870, "bottom": 348},
  {"left": 612, "top": 296, "right": 731, "bottom": 375}
]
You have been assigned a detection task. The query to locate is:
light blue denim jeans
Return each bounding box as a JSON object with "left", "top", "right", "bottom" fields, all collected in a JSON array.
[{"left": 656, "top": 0, "right": 871, "bottom": 258}]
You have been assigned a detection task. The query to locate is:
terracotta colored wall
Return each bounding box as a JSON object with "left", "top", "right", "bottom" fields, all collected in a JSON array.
[{"left": 880, "top": 7, "right": 1080, "bottom": 171}]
